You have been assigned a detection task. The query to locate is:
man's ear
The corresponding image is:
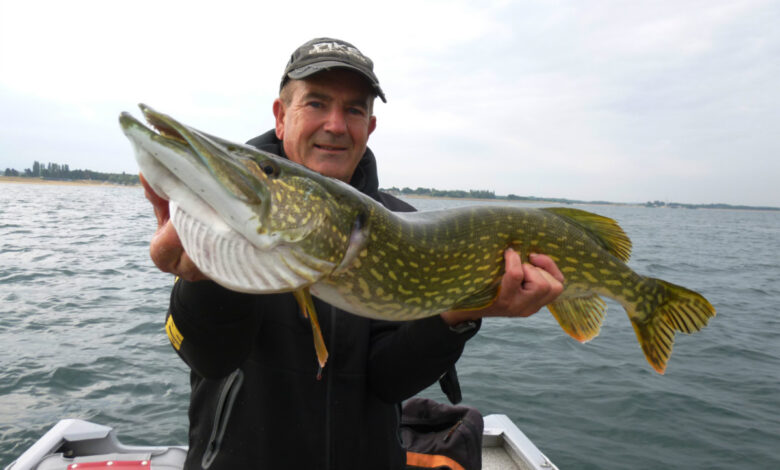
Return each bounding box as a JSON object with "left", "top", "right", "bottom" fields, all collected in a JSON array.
[
  {"left": 272, "top": 98, "right": 286, "bottom": 140},
  {"left": 367, "top": 115, "right": 377, "bottom": 137}
]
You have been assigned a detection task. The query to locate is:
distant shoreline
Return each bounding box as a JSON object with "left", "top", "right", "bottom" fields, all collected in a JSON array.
[
  {"left": 395, "top": 193, "right": 779, "bottom": 212},
  {"left": 400, "top": 194, "right": 584, "bottom": 205},
  {"left": 0, "top": 176, "right": 139, "bottom": 188},
  {"left": 2, "top": 176, "right": 775, "bottom": 211}
]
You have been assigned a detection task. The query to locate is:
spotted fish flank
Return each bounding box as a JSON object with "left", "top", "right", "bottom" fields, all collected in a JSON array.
[{"left": 120, "top": 105, "right": 716, "bottom": 374}]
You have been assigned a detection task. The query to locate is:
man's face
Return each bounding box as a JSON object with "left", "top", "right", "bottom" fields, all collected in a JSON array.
[{"left": 273, "top": 69, "right": 377, "bottom": 182}]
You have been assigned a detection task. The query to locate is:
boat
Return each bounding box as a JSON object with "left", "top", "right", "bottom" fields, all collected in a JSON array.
[
  {"left": 482, "top": 415, "right": 558, "bottom": 470},
  {"left": 6, "top": 416, "right": 557, "bottom": 470}
]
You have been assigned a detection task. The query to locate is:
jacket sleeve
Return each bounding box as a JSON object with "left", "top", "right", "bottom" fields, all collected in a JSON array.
[
  {"left": 367, "top": 315, "right": 480, "bottom": 403},
  {"left": 166, "top": 278, "right": 262, "bottom": 379}
]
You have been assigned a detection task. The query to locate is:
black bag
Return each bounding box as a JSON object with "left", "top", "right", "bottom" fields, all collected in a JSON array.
[{"left": 401, "top": 398, "right": 484, "bottom": 470}]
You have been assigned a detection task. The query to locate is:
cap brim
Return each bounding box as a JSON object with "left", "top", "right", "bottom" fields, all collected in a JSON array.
[{"left": 286, "top": 61, "right": 386, "bottom": 103}]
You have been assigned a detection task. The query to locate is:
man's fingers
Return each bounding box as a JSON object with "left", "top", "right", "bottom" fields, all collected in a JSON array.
[
  {"left": 139, "top": 174, "right": 167, "bottom": 206},
  {"left": 502, "top": 248, "right": 525, "bottom": 287},
  {"left": 150, "top": 221, "right": 207, "bottom": 281},
  {"left": 177, "top": 257, "right": 208, "bottom": 282},
  {"left": 492, "top": 249, "right": 565, "bottom": 317},
  {"left": 139, "top": 174, "right": 170, "bottom": 227},
  {"left": 141, "top": 173, "right": 207, "bottom": 282},
  {"left": 521, "top": 263, "right": 564, "bottom": 304},
  {"left": 441, "top": 248, "right": 565, "bottom": 321},
  {"left": 528, "top": 253, "right": 565, "bottom": 284},
  {"left": 150, "top": 221, "right": 184, "bottom": 273}
]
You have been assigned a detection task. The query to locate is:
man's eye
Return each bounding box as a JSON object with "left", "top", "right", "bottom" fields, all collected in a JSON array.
[
  {"left": 347, "top": 107, "right": 366, "bottom": 116},
  {"left": 307, "top": 101, "right": 324, "bottom": 109}
]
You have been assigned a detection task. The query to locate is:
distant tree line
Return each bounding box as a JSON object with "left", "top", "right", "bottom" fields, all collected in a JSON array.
[
  {"left": 644, "top": 200, "right": 779, "bottom": 211},
  {"left": 381, "top": 187, "right": 778, "bottom": 211},
  {"left": 382, "top": 186, "right": 583, "bottom": 204},
  {"left": 383, "top": 186, "right": 498, "bottom": 199},
  {"left": 3, "top": 161, "right": 139, "bottom": 186}
]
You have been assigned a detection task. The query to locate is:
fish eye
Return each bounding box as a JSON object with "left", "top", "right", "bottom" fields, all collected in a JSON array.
[
  {"left": 354, "top": 210, "right": 367, "bottom": 230},
  {"left": 259, "top": 160, "right": 279, "bottom": 178}
]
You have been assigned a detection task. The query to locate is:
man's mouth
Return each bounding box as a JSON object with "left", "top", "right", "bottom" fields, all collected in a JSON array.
[{"left": 314, "top": 144, "right": 348, "bottom": 152}]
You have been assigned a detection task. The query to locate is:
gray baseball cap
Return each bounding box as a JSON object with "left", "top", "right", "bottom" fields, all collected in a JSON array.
[{"left": 281, "top": 37, "right": 386, "bottom": 103}]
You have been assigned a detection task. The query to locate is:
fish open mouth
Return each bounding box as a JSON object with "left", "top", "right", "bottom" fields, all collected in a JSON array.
[
  {"left": 119, "top": 104, "right": 191, "bottom": 154},
  {"left": 118, "top": 103, "right": 338, "bottom": 294},
  {"left": 139, "top": 103, "right": 190, "bottom": 146},
  {"left": 148, "top": 117, "right": 187, "bottom": 145},
  {"left": 121, "top": 104, "right": 272, "bottom": 209}
]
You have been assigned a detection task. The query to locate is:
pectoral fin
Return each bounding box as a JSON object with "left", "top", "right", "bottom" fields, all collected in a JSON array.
[{"left": 293, "top": 288, "right": 329, "bottom": 372}]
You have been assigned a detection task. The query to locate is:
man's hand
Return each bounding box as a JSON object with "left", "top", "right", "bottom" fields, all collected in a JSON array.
[
  {"left": 140, "top": 174, "right": 208, "bottom": 282},
  {"left": 440, "top": 248, "right": 564, "bottom": 326}
]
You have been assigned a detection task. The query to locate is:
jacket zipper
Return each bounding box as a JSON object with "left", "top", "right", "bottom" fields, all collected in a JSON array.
[
  {"left": 324, "top": 306, "right": 337, "bottom": 469},
  {"left": 201, "top": 369, "right": 244, "bottom": 469}
]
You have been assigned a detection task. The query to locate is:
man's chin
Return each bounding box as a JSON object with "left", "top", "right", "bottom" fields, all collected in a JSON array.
[{"left": 306, "top": 156, "right": 356, "bottom": 182}]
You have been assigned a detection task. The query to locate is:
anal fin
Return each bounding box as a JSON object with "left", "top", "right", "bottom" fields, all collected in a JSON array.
[
  {"left": 548, "top": 294, "right": 607, "bottom": 343},
  {"left": 293, "top": 288, "right": 329, "bottom": 374}
]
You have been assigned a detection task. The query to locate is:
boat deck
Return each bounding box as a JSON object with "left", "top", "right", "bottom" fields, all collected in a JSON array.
[
  {"left": 6, "top": 416, "right": 557, "bottom": 470},
  {"left": 482, "top": 415, "right": 557, "bottom": 470}
]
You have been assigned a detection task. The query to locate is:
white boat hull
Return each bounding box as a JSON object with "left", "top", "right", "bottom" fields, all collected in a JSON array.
[{"left": 6, "top": 417, "right": 557, "bottom": 470}]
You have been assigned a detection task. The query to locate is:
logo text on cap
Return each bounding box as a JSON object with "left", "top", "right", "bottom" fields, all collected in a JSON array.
[{"left": 308, "top": 41, "right": 370, "bottom": 66}]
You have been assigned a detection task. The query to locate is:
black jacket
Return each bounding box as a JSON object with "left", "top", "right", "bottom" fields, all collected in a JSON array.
[{"left": 167, "top": 130, "right": 480, "bottom": 469}]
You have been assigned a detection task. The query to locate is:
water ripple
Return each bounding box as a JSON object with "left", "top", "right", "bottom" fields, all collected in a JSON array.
[{"left": 2, "top": 185, "right": 779, "bottom": 468}]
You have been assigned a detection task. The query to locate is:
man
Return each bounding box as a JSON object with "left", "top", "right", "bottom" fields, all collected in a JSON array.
[{"left": 142, "top": 38, "right": 564, "bottom": 469}]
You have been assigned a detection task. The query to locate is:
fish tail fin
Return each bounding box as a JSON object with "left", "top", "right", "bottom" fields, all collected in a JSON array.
[
  {"left": 293, "top": 288, "right": 329, "bottom": 372},
  {"left": 629, "top": 279, "right": 715, "bottom": 374}
]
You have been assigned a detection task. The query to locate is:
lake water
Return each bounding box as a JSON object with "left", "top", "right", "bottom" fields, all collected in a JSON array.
[{"left": 1, "top": 182, "right": 779, "bottom": 469}]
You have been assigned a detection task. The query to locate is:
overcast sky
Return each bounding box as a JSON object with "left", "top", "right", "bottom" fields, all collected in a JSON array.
[{"left": 1, "top": 0, "right": 778, "bottom": 206}]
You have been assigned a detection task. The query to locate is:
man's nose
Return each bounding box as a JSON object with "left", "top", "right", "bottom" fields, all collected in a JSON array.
[{"left": 323, "top": 108, "right": 348, "bottom": 134}]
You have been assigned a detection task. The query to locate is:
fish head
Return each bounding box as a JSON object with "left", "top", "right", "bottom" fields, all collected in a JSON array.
[{"left": 119, "top": 104, "right": 370, "bottom": 271}]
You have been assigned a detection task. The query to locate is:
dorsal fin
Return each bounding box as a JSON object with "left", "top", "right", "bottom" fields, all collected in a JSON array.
[{"left": 541, "top": 207, "right": 632, "bottom": 262}]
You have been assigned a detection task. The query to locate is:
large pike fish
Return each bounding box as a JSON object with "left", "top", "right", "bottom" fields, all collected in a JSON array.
[{"left": 120, "top": 104, "right": 715, "bottom": 374}]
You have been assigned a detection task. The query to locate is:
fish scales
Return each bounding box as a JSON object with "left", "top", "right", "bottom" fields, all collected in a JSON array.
[
  {"left": 322, "top": 206, "right": 632, "bottom": 320},
  {"left": 120, "top": 104, "right": 716, "bottom": 373}
]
